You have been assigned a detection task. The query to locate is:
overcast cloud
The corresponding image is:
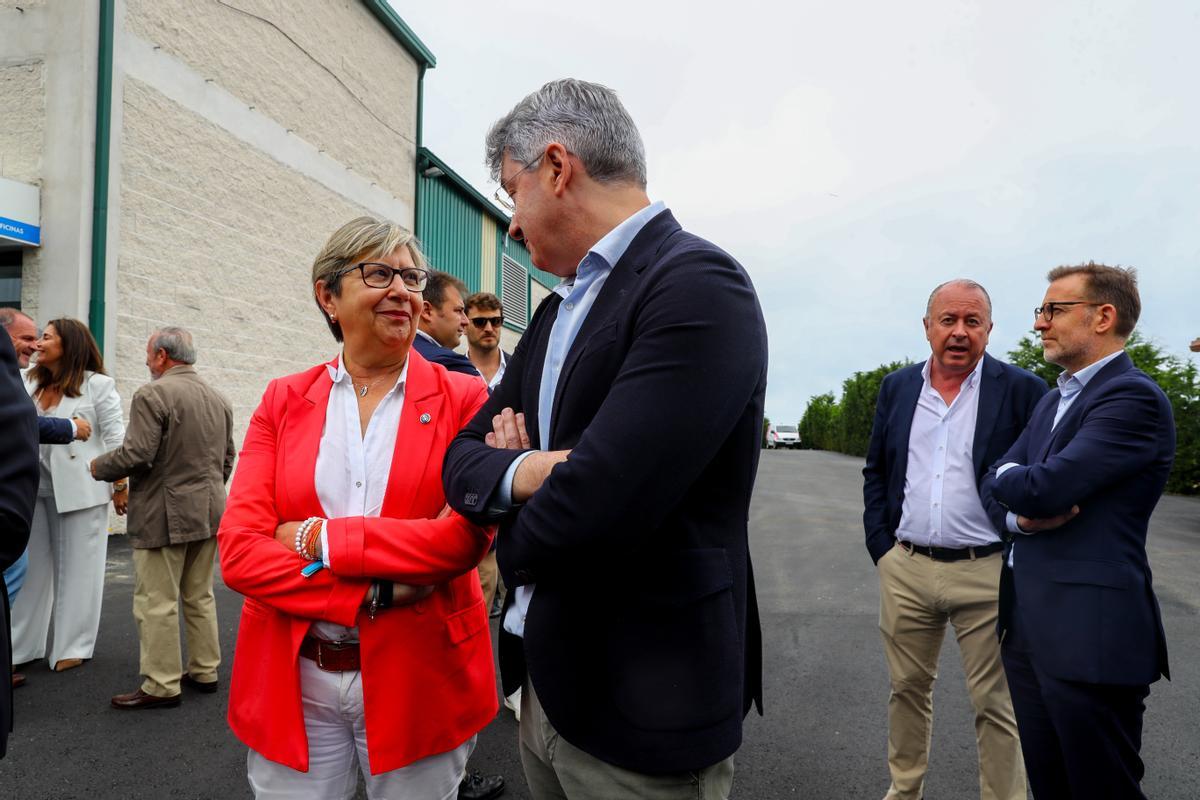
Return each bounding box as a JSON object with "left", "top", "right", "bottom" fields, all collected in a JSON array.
[{"left": 393, "top": 0, "right": 1200, "bottom": 422}]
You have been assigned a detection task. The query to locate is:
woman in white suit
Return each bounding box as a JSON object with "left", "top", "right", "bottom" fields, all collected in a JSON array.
[{"left": 11, "top": 317, "right": 125, "bottom": 671}]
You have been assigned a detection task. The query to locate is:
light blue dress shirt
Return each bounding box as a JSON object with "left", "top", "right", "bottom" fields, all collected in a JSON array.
[
  {"left": 502, "top": 200, "right": 666, "bottom": 639},
  {"left": 1002, "top": 349, "right": 1125, "bottom": 565}
]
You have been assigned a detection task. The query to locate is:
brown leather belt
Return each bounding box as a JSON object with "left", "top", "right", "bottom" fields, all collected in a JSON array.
[{"left": 299, "top": 636, "right": 361, "bottom": 672}]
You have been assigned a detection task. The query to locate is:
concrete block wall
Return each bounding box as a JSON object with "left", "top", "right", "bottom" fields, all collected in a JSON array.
[
  {"left": 114, "top": 78, "right": 371, "bottom": 429},
  {"left": 111, "top": 0, "right": 422, "bottom": 447}
]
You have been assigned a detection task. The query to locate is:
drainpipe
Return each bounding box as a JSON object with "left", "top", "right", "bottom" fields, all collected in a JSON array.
[
  {"left": 413, "top": 64, "right": 425, "bottom": 235},
  {"left": 88, "top": 0, "right": 115, "bottom": 351}
]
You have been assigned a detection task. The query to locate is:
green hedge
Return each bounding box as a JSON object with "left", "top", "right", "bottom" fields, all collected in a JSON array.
[{"left": 799, "top": 334, "right": 1199, "bottom": 495}]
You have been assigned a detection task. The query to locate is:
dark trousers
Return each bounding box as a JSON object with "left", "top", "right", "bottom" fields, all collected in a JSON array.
[{"left": 1002, "top": 604, "right": 1150, "bottom": 799}]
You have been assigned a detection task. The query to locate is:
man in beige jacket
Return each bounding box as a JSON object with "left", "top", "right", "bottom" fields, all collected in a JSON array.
[{"left": 92, "top": 327, "right": 235, "bottom": 709}]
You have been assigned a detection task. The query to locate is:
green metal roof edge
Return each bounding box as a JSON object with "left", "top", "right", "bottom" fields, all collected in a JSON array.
[
  {"left": 417, "top": 146, "right": 511, "bottom": 227},
  {"left": 360, "top": 1, "right": 436, "bottom": 68}
]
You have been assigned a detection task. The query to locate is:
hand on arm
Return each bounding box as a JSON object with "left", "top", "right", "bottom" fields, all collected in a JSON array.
[
  {"left": 486, "top": 407, "right": 570, "bottom": 503},
  {"left": 73, "top": 416, "right": 91, "bottom": 441}
]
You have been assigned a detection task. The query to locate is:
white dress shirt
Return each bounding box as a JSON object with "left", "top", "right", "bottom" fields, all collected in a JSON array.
[
  {"left": 311, "top": 353, "right": 408, "bottom": 642},
  {"left": 895, "top": 356, "right": 999, "bottom": 549}
]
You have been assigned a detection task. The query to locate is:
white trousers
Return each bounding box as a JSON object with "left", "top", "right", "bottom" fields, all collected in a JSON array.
[
  {"left": 247, "top": 657, "right": 474, "bottom": 800},
  {"left": 9, "top": 496, "right": 109, "bottom": 665}
]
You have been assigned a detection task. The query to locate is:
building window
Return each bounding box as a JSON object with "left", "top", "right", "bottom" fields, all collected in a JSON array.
[
  {"left": 500, "top": 254, "right": 528, "bottom": 328},
  {"left": 0, "top": 250, "right": 21, "bottom": 309}
]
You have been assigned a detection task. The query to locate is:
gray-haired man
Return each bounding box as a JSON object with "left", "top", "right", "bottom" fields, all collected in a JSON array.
[
  {"left": 91, "top": 327, "right": 235, "bottom": 709},
  {"left": 444, "top": 79, "right": 766, "bottom": 799}
]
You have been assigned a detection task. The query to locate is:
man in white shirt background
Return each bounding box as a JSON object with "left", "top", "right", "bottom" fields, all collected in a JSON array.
[{"left": 862, "top": 279, "right": 1047, "bottom": 800}]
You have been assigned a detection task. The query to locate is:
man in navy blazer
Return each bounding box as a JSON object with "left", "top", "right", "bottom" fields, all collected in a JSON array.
[
  {"left": 981, "top": 263, "right": 1173, "bottom": 799},
  {"left": 863, "top": 280, "right": 1046, "bottom": 800},
  {"left": 412, "top": 270, "right": 484, "bottom": 380},
  {"left": 0, "top": 332, "right": 39, "bottom": 757},
  {"left": 443, "top": 79, "right": 765, "bottom": 799}
]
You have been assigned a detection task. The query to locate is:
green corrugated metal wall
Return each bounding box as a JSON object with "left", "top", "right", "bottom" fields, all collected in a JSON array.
[{"left": 416, "top": 174, "right": 485, "bottom": 293}]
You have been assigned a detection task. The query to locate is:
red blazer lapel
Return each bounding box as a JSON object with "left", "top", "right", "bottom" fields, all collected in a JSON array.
[
  {"left": 283, "top": 359, "right": 336, "bottom": 517},
  {"left": 382, "top": 350, "right": 446, "bottom": 520}
]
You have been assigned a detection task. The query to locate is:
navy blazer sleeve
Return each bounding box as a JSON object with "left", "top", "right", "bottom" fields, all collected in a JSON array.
[
  {"left": 38, "top": 415, "right": 73, "bottom": 445},
  {"left": 862, "top": 372, "right": 898, "bottom": 564},
  {"left": 0, "top": 335, "right": 38, "bottom": 573},
  {"left": 988, "top": 377, "right": 1171, "bottom": 519}
]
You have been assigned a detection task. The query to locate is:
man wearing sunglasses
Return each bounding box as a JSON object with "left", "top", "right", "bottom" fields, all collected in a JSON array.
[
  {"left": 464, "top": 293, "right": 511, "bottom": 391},
  {"left": 982, "top": 263, "right": 1173, "bottom": 800}
]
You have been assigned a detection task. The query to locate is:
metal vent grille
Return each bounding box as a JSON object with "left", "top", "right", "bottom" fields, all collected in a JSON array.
[{"left": 500, "top": 254, "right": 528, "bottom": 327}]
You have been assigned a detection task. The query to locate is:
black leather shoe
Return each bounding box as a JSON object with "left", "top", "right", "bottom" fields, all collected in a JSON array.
[
  {"left": 459, "top": 770, "right": 504, "bottom": 800},
  {"left": 181, "top": 673, "right": 219, "bottom": 694},
  {"left": 110, "top": 688, "right": 181, "bottom": 710}
]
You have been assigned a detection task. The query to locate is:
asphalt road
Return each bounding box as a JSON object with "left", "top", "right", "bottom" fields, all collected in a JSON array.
[{"left": 1, "top": 450, "right": 1197, "bottom": 799}]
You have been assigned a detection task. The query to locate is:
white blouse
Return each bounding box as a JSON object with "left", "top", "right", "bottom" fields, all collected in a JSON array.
[{"left": 310, "top": 353, "right": 408, "bottom": 643}]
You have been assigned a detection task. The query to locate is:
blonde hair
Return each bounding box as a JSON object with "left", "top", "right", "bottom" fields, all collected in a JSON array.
[{"left": 311, "top": 217, "right": 428, "bottom": 341}]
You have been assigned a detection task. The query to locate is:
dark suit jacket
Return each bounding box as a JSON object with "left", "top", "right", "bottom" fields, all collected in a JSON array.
[
  {"left": 38, "top": 415, "right": 73, "bottom": 445},
  {"left": 413, "top": 333, "right": 482, "bottom": 378},
  {"left": 981, "top": 351, "right": 1173, "bottom": 686},
  {"left": 863, "top": 353, "right": 1048, "bottom": 564},
  {"left": 443, "top": 209, "right": 766, "bottom": 775},
  {"left": 0, "top": 335, "right": 39, "bottom": 758}
]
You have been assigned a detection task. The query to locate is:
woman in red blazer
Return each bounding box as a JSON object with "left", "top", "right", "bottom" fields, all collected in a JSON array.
[{"left": 219, "top": 217, "right": 496, "bottom": 799}]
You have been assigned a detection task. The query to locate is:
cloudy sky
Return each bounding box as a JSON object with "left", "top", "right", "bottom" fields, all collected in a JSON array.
[{"left": 393, "top": 0, "right": 1200, "bottom": 422}]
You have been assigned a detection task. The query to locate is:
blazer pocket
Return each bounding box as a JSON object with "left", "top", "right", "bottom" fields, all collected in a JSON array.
[
  {"left": 445, "top": 599, "right": 488, "bottom": 646},
  {"left": 1052, "top": 560, "right": 1129, "bottom": 589}
]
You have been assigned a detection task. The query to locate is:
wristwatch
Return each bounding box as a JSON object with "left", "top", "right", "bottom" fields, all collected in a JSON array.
[{"left": 113, "top": 481, "right": 129, "bottom": 492}]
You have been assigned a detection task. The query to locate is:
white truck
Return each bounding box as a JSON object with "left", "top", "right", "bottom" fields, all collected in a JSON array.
[{"left": 766, "top": 423, "right": 801, "bottom": 449}]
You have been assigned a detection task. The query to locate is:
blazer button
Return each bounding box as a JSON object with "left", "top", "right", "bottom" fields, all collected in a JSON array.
[{"left": 70, "top": 454, "right": 77, "bottom": 460}]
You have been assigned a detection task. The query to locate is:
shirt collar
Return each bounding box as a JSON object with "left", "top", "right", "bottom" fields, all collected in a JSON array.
[
  {"left": 920, "top": 353, "right": 986, "bottom": 391},
  {"left": 552, "top": 200, "right": 666, "bottom": 298},
  {"left": 414, "top": 329, "right": 438, "bottom": 346},
  {"left": 1058, "top": 349, "right": 1123, "bottom": 392}
]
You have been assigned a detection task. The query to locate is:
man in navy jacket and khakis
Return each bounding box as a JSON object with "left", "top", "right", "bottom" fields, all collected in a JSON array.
[
  {"left": 863, "top": 279, "right": 1046, "bottom": 800},
  {"left": 982, "top": 263, "right": 1173, "bottom": 799}
]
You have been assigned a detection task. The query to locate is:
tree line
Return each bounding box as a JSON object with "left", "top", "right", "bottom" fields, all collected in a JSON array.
[{"left": 794, "top": 333, "right": 1199, "bottom": 495}]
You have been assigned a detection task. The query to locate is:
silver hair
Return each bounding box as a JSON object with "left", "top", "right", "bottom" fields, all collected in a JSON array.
[
  {"left": 485, "top": 78, "right": 647, "bottom": 187},
  {"left": 150, "top": 326, "right": 197, "bottom": 365},
  {"left": 925, "top": 279, "right": 993, "bottom": 319},
  {"left": 0, "top": 308, "right": 33, "bottom": 330}
]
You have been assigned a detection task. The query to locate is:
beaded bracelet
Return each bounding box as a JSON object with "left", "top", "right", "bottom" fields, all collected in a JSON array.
[
  {"left": 294, "top": 517, "right": 321, "bottom": 558},
  {"left": 302, "top": 519, "right": 324, "bottom": 561}
]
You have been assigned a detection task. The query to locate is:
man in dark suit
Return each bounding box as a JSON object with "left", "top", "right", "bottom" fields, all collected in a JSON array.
[
  {"left": 982, "top": 263, "right": 1173, "bottom": 799},
  {"left": 0, "top": 332, "right": 40, "bottom": 758},
  {"left": 863, "top": 280, "right": 1046, "bottom": 800},
  {"left": 413, "top": 271, "right": 483, "bottom": 379},
  {"left": 1, "top": 309, "right": 90, "bottom": 444},
  {"left": 443, "top": 78, "right": 766, "bottom": 799}
]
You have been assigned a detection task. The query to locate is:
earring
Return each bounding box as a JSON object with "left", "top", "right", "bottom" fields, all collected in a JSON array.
[{"left": 329, "top": 313, "right": 337, "bottom": 322}]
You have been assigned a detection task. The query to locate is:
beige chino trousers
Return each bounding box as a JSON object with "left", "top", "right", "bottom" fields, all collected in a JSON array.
[
  {"left": 132, "top": 537, "right": 221, "bottom": 697},
  {"left": 877, "top": 544, "right": 1025, "bottom": 800}
]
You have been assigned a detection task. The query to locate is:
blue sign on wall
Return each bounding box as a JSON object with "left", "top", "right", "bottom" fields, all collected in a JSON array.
[
  {"left": 0, "top": 177, "right": 41, "bottom": 247},
  {"left": 0, "top": 216, "right": 40, "bottom": 246}
]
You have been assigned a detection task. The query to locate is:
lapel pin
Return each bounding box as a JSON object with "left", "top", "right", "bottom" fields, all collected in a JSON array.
[{"left": 419, "top": 413, "right": 431, "bottom": 425}]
